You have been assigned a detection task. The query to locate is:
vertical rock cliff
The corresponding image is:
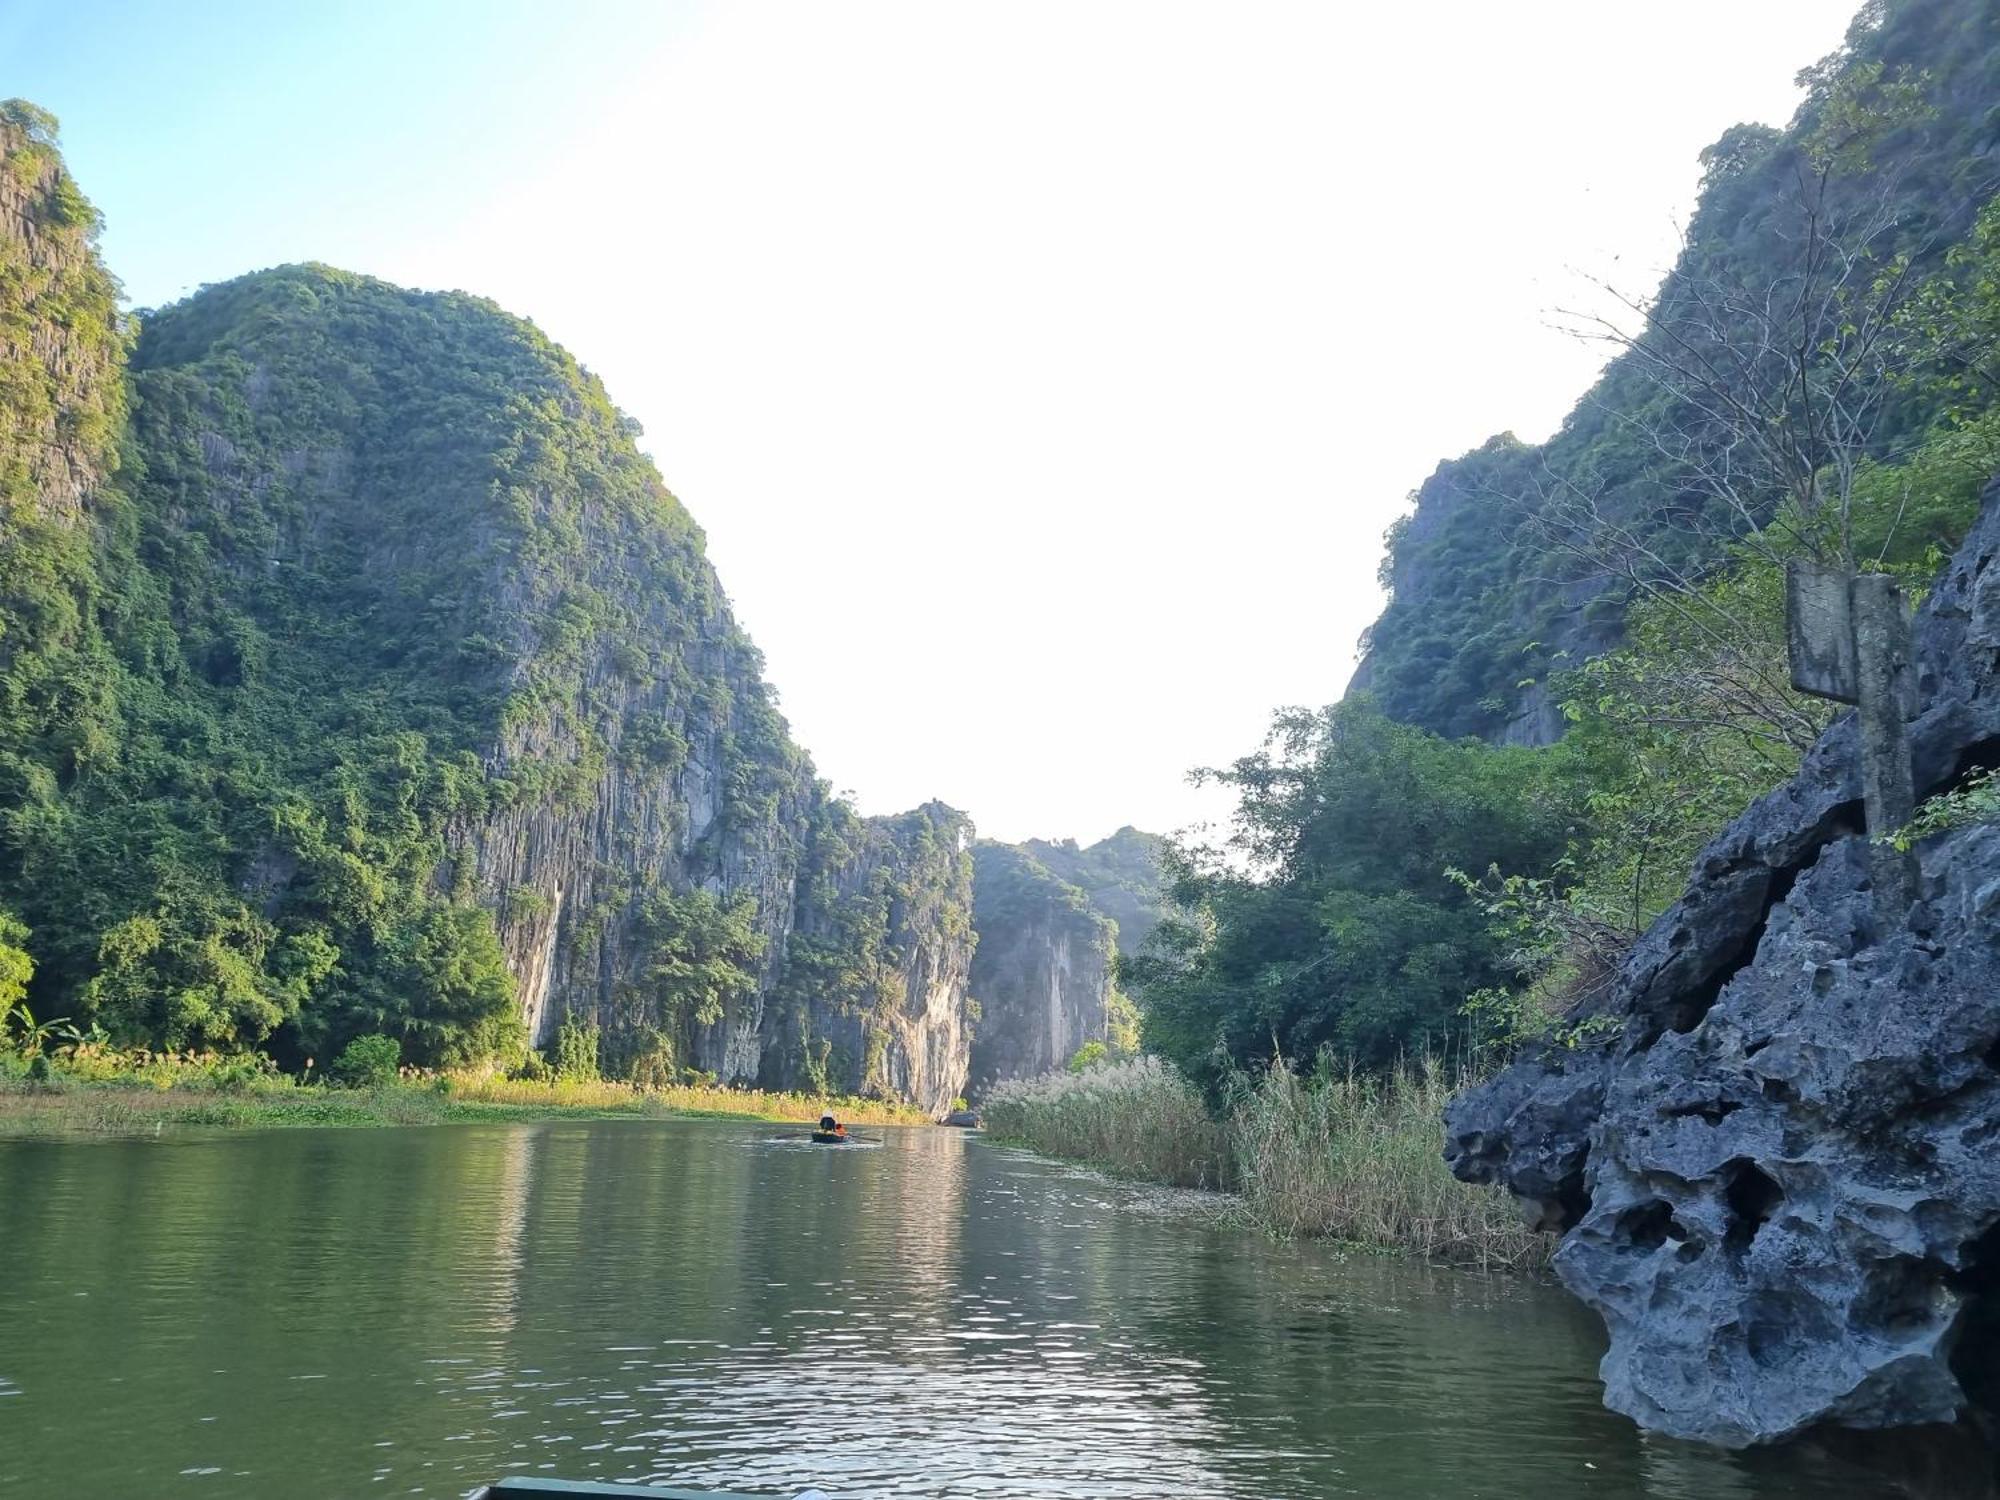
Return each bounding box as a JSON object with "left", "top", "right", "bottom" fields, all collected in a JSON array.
[
  {"left": 765, "top": 802, "right": 976, "bottom": 1115},
  {"left": 0, "top": 101, "right": 124, "bottom": 526},
  {"left": 966, "top": 841, "right": 1122, "bottom": 1095}
]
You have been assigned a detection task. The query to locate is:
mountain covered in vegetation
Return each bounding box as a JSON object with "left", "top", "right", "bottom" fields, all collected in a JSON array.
[
  {"left": 0, "top": 102, "right": 985, "bottom": 1110},
  {"left": 1127, "top": 0, "right": 2000, "bottom": 1093},
  {"left": 1011, "top": 826, "right": 1165, "bottom": 957},
  {"left": 1354, "top": 0, "right": 2000, "bottom": 745}
]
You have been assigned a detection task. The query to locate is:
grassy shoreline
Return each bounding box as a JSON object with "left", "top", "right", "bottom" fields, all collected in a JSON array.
[
  {"left": 981, "top": 1056, "right": 1548, "bottom": 1272},
  {"left": 0, "top": 1070, "right": 933, "bottom": 1139}
]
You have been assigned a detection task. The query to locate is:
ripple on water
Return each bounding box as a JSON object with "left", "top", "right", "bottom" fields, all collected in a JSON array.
[{"left": 0, "top": 1121, "right": 1947, "bottom": 1499}]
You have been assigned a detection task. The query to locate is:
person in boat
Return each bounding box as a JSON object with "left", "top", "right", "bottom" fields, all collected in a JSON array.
[{"left": 817, "top": 1114, "right": 847, "bottom": 1140}]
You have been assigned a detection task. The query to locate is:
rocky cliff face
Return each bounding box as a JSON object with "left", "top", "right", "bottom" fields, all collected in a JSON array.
[
  {"left": 1446, "top": 477, "right": 2000, "bottom": 1447},
  {"left": 0, "top": 115, "right": 980, "bottom": 1109},
  {"left": 762, "top": 802, "right": 976, "bottom": 1115},
  {"left": 966, "top": 841, "right": 1118, "bottom": 1095},
  {"left": 1015, "top": 826, "right": 1165, "bottom": 957},
  {"left": 0, "top": 102, "right": 124, "bottom": 526}
]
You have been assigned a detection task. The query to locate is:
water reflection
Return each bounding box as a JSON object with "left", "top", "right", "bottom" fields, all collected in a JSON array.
[{"left": 0, "top": 1122, "right": 1977, "bottom": 1498}]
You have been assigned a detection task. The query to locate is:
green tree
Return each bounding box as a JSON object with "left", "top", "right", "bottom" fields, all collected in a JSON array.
[
  {"left": 630, "top": 887, "right": 767, "bottom": 1054},
  {"left": 0, "top": 912, "right": 31, "bottom": 1013},
  {"left": 329, "top": 1033, "right": 401, "bottom": 1087},
  {"left": 1128, "top": 702, "right": 1582, "bottom": 1087}
]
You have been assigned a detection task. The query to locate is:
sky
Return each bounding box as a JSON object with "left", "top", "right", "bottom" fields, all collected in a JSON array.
[{"left": 3, "top": 0, "right": 1859, "bottom": 844}]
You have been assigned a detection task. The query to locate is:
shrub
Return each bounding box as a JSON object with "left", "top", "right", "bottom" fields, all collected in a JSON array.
[
  {"left": 195, "top": 1050, "right": 277, "bottom": 1094},
  {"left": 1066, "top": 1040, "right": 1109, "bottom": 1073},
  {"left": 553, "top": 1013, "right": 600, "bottom": 1082},
  {"left": 0, "top": 912, "right": 32, "bottom": 1013},
  {"left": 510, "top": 1049, "right": 553, "bottom": 1083},
  {"left": 330, "top": 1034, "right": 402, "bottom": 1088}
]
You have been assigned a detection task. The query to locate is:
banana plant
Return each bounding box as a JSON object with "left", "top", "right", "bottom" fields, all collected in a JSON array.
[
  {"left": 2, "top": 1001, "right": 61, "bottom": 1060},
  {"left": 54, "top": 1019, "right": 111, "bottom": 1061}
]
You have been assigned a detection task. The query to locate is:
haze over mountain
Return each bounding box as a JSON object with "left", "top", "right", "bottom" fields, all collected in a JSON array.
[{"left": 5, "top": 0, "right": 1857, "bottom": 842}]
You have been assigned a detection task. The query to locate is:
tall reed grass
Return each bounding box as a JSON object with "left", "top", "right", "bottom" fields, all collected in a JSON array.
[
  {"left": 982, "top": 1056, "right": 1233, "bottom": 1189},
  {"left": 982, "top": 1053, "right": 1547, "bottom": 1269},
  {"left": 1232, "top": 1058, "right": 1545, "bottom": 1269}
]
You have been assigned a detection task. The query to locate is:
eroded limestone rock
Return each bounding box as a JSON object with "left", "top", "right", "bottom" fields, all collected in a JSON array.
[{"left": 1446, "top": 479, "right": 2000, "bottom": 1446}]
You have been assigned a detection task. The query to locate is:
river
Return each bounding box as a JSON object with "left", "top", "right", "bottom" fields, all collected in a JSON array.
[{"left": 0, "top": 1119, "right": 1943, "bottom": 1498}]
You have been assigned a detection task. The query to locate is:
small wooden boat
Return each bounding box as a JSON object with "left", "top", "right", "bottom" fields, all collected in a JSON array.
[
  {"left": 809, "top": 1130, "right": 847, "bottom": 1143},
  {"left": 472, "top": 1478, "right": 790, "bottom": 1499}
]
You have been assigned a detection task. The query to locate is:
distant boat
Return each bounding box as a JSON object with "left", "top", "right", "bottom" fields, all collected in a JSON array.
[{"left": 809, "top": 1130, "right": 847, "bottom": 1143}]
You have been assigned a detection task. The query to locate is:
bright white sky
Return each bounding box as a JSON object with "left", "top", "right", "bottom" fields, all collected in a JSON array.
[{"left": 10, "top": 0, "right": 1858, "bottom": 843}]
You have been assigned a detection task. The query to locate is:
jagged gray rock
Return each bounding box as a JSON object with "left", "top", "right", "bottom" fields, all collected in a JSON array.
[{"left": 1446, "top": 478, "right": 2000, "bottom": 1447}]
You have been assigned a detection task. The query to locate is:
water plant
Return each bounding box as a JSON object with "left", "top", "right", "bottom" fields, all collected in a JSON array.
[
  {"left": 983, "top": 1052, "right": 1546, "bottom": 1269},
  {"left": 983, "top": 1056, "right": 1232, "bottom": 1191}
]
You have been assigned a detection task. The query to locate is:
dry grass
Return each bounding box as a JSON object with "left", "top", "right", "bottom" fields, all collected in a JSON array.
[
  {"left": 0, "top": 1061, "right": 930, "bottom": 1139},
  {"left": 0, "top": 1080, "right": 449, "bottom": 1136},
  {"left": 982, "top": 1055, "right": 1549, "bottom": 1270},
  {"left": 442, "top": 1072, "right": 929, "bottom": 1125},
  {"left": 981, "top": 1056, "right": 1233, "bottom": 1189}
]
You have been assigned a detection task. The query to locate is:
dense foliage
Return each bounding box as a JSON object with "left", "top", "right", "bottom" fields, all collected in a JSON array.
[
  {"left": 1127, "top": 703, "right": 1582, "bottom": 1086},
  {"left": 0, "top": 254, "right": 656, "bottom": 1067}
]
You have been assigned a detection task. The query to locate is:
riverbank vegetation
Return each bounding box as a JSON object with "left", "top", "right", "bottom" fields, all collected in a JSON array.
[
  {"left": 982, "top": 1057, "right": 1230, "bottom": 1191},
  {"left": 984, "top": 1056, "right": 1545, "bottom": 1270},
  {"left": 0, "top": 1030, "right": 929, "bottom": 1139}
]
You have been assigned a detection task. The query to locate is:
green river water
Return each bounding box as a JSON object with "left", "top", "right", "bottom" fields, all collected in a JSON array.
[{"left": 0, "top": 1119, "right": 1956, "bottom": 1497}]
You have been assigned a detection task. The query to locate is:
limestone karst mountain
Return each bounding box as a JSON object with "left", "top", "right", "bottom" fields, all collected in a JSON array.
[{"left": 0, "top": 104, "right": 986, "bottom": 1109}]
